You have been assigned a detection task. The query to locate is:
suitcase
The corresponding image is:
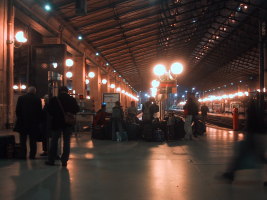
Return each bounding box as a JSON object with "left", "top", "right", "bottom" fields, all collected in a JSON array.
[
  {"left": 142, "top": 123, "right": 154, "bottom": 141},
  {"left": 0, "top": 135, "right": 15, "bottom": 159},
  {"left": 159, "top": 120, "right": 167, "bottom": 135},
  {"left": 174, "top": 118, "right": 186, "bottom": 139},
  {"left": 193, "top": 120, "right": 206, "bottom": 136},
  {"left": 91, "top": 126, "right": 105, "bottom": 140},
  {"left": 126, "top": 123, "right": 140, "bottom": 140},
  {"left": 13, "top": 143, "right": 24, "bottom": 159},
  {"left": 116, "top": 131, "right": 128, "bottom": 142},
  {"left": 104, "top": 121, "right": 113, "bottom": 140},
  {"left": 153, "top": 129, "right": 165, "bottom": 142},
  {"left": 166, "top": 125, "right": 175, "bottom": 141}
]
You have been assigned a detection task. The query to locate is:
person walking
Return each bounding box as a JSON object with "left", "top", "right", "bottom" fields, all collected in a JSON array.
[
  {"left": 15, "top": 86, "right": 42, "bottom": 159},
  {"left": 218, "top": 93, "right": 267, "bottom": 183},
  {"left": 45, "top": 86, "right": 79, "bottom": 167},
  {"left": 111, "top": 101, "right": 124, "bottom": 141}
]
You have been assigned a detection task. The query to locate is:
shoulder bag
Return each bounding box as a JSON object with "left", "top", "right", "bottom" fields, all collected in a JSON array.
[{"left": 56, "top": 97, "right": 76, "bottom": 126}]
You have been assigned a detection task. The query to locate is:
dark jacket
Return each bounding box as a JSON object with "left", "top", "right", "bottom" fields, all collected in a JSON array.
[
  {"left": 47, "top": 93, "right": 80, "bottom": 130},
  {"left": 15, "top": 93, "right": 42, "bottom": 132},
  {"left": 93, "top": 109, "right": 108, "bottom": 127},
  {"left": 246, "top": 97, "right": 265, "bottom": 134},
  {"left": 183, "top": 99, "right": 199, "bottom": 116},
  {"left": 201, "top": 105, "right": 209, "bottom": 116},
  {"left": 111, "top": 106, "right": 124, "bottom": 120}
]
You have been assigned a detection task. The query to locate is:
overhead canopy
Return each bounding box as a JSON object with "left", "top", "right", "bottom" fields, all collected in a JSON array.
[{"left": 33, "top": 0, "right": 267, "bottom": 91}]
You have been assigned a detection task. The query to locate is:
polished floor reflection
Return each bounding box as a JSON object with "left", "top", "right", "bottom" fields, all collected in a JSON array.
[{"left": 0, "top": 126, "right": 266, "bottom": 200}]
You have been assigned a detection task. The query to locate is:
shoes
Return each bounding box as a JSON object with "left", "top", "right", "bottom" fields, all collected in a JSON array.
[
  {"left": 40, "top": 152, "right": 48, "bottom": 156},
  {"left": 45, "top": 161, "right": 55, "bottom": 166},
  {"left": 29, "top": 156, "right": 36, "bottom": 160}
]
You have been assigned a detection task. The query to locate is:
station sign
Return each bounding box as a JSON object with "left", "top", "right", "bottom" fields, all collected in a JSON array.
[
  {"left": 158, "top": 81, "right": 177, "bottom": 94},
  {"left": 159, "top": 81, "right": 176, "bottom": 88}
]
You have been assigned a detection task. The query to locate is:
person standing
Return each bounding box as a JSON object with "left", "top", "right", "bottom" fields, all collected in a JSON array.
[
  {"left": 40, "top": 94, "right": 50, "bottom": 156},
  {"left": 127, "top": 101, "right": 138, "bottom": 123},
  {"left": 142, "top": 97, "right": 159, "bottom": 122},
  {"left": 45, "top": 86, "right": 79, "bottom": 167},
  {"left": 183, "top": 94, "right": 199, "bottom": 140},
  {"left": 200, "top": 103, "right": 209, "bottom": 124},
  {"left": 111, "top": 101, "right": 124, "bottom": 141},
  {"left": 15, "top": 86, "right": 42, "bottom": 159},
  {"left": 93, "top": 103, "right": 108, "bottom": 128}
]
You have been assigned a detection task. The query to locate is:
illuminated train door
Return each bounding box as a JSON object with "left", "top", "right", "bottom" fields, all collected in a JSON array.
[{"left": 30, "top": 44, "right": 66, "bottom": 98}]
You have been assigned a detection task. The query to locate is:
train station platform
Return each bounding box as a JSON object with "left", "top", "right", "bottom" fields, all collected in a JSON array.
[{"left": 0, "top": 126, "right": 267, "bottom": 200}]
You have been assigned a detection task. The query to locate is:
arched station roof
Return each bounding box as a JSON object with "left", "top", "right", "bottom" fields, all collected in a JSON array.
[{"left": 18, "top": 0, "right": 267, "bottom": 91}]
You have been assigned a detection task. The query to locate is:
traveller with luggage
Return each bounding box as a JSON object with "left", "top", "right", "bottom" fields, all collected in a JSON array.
[{"left": 92, "top": 103, "right": 109, "bottom": 140}]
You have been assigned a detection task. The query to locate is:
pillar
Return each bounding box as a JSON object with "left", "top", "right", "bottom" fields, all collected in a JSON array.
[
  {"left": 0, "top": 0, "right": 14, "bottom": 128},
  {"left": 73, "top": 55, "right": 85, "bottom": 97},
  {"left": 100, "top": 74, "right": 108, "bottom": 102},
  {"left": 259, "top": 20, "right": 265, "bottom": 91},
  {"left": 106, "top": 74, "right": 111, "bottom": 93},
  {"left": 265, "top": 42, "right": 267, "bottom": 90},
  {"left": 90, "top": 66, "right": 101, "bottom": 111}
]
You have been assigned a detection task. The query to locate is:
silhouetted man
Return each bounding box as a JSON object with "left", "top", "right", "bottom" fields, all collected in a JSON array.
[
  {"left": 45, "top": 86, "right": 79, "bottom": 167},
  {"left": 16, "top": 86, "right": 42, "bottom": 159}
]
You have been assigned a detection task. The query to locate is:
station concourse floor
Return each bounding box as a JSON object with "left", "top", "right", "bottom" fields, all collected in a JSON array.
[{"left": 1, "top": 126, "right": 267, "bottom": 200}]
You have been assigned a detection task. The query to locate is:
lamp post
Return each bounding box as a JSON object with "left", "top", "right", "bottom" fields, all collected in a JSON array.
[{"left": 153, "top": 62, "right": 184, "bottom": 119}]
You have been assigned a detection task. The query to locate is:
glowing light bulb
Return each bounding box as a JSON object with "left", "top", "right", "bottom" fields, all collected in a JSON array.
[
  {"left": 170, "top": 62, "right": 183, "bottom": 75},
  {"left": 153, "top": 64, "right": 166, "bottom": 76},
  {"left": 66, "top": 72, "right": 73, "bottom": 78},
  {"left": 88, "top": 72, "right": 95, "bottom": 78}
]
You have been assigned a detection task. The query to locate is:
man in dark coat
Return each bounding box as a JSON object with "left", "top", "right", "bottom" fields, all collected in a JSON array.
[
  {"left": 183, "top": 93, "right": 199, "bottom": 140},
  {"left": 45, "top": 86, "right": 79, "bottom": 167},
  {"left": 15, "top": 86, "right": 42, "bottom": 159}
]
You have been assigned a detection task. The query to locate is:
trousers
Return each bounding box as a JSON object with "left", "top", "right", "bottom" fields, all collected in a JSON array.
[{"left": 48, "top": 126, "right": 72, "bottom": 163}]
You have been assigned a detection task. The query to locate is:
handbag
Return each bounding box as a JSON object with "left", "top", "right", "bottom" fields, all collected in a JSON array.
[{"left": 56, "top": 98, "right": 76, "bottom": 126}]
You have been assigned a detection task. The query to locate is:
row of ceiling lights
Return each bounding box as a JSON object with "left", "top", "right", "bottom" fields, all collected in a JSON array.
[
  {"left": 204, "top": 80, "right": 246, "bottom": 93},
  {"left": 192, "top": 3, "right": 249, "bottom": 64},
  {"left": 65, "top": 58, "right": 137, "bottom": 94}
]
